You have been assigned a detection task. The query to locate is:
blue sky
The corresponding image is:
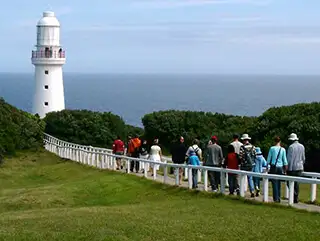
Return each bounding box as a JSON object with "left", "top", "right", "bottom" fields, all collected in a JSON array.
[{"left": 1, "top": 0, "right": 320, "bottom": 74}]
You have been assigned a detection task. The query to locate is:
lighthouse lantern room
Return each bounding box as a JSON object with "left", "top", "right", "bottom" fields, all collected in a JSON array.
[{"left": 31, "top": 11, "right": 66, "bottom": 118}]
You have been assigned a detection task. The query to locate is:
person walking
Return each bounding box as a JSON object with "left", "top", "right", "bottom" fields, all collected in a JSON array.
[
  {"left": 205, "top": 136, "right": 224, "bottom": 192},
  {"left": 187, "top": 150, "right": 201, "bottom": 189},
  {"left": 230, "top": 134, "right": 243, "bottom": 154},
  {"left": 139, "top": 139, "right": 149, "bottom": 173},
  {"left": 224, "top": 144, "right": 240, "bottom": 195},
  {"left": 239, "top": 134, "right": 256, "bottom": 198},
  {"left": 253, "top": 147, "right": 267, "bottom": 197},
  {"left": 148, "top": 138, "right": 162, "bottom": 174},
  {"left": 112, "top": 136, "right": 125, "bottom": 170},
  {"left": 128, "top": 135, "right": 141, "bottom": 173},
  {"left": 171, "top": 136, "right": 187, "bottom": 185},
  {"left": 186, "top": 139, "right": 202, "bottom": 160},
  {"left": 286, "top": 133, "right": 305, "bottom": 203},
  {"left": 267, "top": 136, "right": 288, "bottom": 203}
]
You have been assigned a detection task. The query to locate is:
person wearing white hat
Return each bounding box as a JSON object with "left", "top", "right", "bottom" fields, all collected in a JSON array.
[
  {"left": 286, "top": 133, "right": 305, "bottom": 203},
  {"left": 239, "top": 133, "right": 256, "bottom": 198}
]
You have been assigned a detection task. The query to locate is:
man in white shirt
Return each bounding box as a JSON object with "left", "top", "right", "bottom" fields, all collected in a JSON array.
[{"left": 230, "top": 134, "right": 243, "bottom": 155}]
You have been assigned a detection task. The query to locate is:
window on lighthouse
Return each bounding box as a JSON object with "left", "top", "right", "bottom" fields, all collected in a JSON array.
[
  {"left": 44, "top": 85, "right": 49, "bottom": 89},
  {"left": 44, "top": 102, "right": 49, "bottom": 106},
  {"left": 45, "top": 70, "right": 49, "bottom": 75}
]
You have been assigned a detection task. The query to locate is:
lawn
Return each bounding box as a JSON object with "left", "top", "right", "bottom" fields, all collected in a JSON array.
[{"left": 0, "top": 150, "right": 319, "bottom": 241}]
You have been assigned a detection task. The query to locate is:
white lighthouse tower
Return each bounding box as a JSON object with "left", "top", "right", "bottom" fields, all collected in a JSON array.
[{"left": 31, "top": 11, "right": 66, "bottom": 118}]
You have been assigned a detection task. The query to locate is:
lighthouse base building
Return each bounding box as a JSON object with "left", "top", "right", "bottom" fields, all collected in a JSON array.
[{"left": 31, "top": 11, "right": 66, "bottom": 118}]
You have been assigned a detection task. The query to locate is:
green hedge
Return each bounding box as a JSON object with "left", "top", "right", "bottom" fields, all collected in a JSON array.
[
  {"left": 0, "top": 98, "right": 45, "bottom": 156},
  {"left": 44, "top": 109, "right": 143, "bottom": 148},
  {"left": 142, "top": 110, "right": 256, "bottom": 153},
  {"left": 141, "top": 103, "right": 320, "bottom": 171},
  {"left": 250, "top": 102, "right": 320, "bottom": 159}
]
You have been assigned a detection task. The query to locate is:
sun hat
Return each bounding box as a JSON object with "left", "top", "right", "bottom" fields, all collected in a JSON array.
[
  {"left": 255, "top": 147, "right": 262, "bottom": 155},
  {"left": 288, "top": 133, "right": 299, "bottom": 141},
  {"left": 240, "top": 133, "right": 251, "bottom": 140}
]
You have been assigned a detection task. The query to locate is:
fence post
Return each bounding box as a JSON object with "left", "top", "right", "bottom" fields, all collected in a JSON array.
[
  {"left": 311, "top": 178, "right": 317, "bottom": 203},
  {"left": 188, "top": 167, "right": 192, "bottom": 189},
  {"left": 96, "top": 152, "right": 100, "bottom": 168},
  {"left": 225, "top": 173, "right": 229, "bottom": 188},
  {"left": 288, "top": 180, "right": 295, "bottom": 206},
  {"left": 285, "top": 185, "right": 289, "bottom": 200},
  {"left": 204, "top": 170, "right": 208, "bottom": 191},
  {"left": 263, "top": 177, "right": 269, "bottom": 203},
  {"left": 239, "top": 174, "right": 246, "bottom": 197},
  {"left": 153, "top": 165, "right": 157, "bottom": 180},
  {"left": 175, "top": 167, "right": 180, "bottom": 185},
  {"left": 197, "top": 170, "right": 201, "bottom": 183},
  {"left": 244, "top": 176, "right": 248, "bottom": 192},
  {"left": 184, "top": 167, "right": 188, "bottom": 180},
  {"left": 163, "top": 164, "right": 168, "bottom": 184},
  {"left": 101, "top": 154, "right": 105, "bottom": 169},
  {"left": 144, "top": 163, "right": 148, "bottom": 178},
  {"left": 86, "top": 148, "right": 90, "bottom": 165},
  {"left": 220, "top": 170, "right": 226, "bottom": 194},
  {"left": 92, "top": 149, "right": 96, "bottom": 166},
  {"left": 127, "top": 159, "right": 131, "bottom": 173}
]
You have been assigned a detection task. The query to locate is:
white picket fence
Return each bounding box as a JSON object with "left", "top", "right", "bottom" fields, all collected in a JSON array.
[{"left": 43, "top": 133, "right": 320, "bottom": 206}]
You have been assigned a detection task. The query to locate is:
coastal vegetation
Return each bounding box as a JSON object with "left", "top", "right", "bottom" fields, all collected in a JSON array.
[
  {"left": 0, "top": 98, "right": 44, "bottom": 157},
  {"left": 44, "top": 109, "right": 143, "bottom": 148},
  {"left": 0, "top": 150, "right": 319, "bottom": 241},
  {"left": 1, "top": 95, "right": 320, "bottom": 172},
  {"left": 42, "top": 102, "right": 320, "bottom": 171},
  {"left": 142, "top": 103, "right": 320, "bottom": 171}
]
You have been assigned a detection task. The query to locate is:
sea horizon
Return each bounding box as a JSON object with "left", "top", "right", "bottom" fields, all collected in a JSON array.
[{"left": 1, "top": 73, "right": 319, "bottom": 126}]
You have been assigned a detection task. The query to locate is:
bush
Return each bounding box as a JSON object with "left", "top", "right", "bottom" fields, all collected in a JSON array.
[
  {"left": 44, "top": 109, "right": 143, "bottom": 148},
  {"left": 249, "top": 102, "right": 320, "bottom": 171},
  {"left": 142, "top": 110, "right": 256, "bottom": 154},
  {"left": 0, "top": 97, "right": 45, "bottom": 155},
  {"left": 142, "top": 103, "right": 320, "bottom": 172}
]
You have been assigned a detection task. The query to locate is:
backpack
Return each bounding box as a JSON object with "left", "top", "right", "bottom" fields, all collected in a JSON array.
[
  {"left": 132, "top": 138, "right": 141, "bottom": 152},
  {"left": 241, "top": 146, "right": 255, "bottom": 170},
  {"left": 192, "top": 146, "right": 200, "bottom": 158}
]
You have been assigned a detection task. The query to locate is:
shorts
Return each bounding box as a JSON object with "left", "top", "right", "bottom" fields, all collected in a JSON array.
[{"left": 115, "top": 152, "right": 123, "bottom": 160}]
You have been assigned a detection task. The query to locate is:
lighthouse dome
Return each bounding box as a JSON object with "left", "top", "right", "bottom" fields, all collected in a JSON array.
[{"left": 37, "top": 11, "right": 60, "bottom": 27}]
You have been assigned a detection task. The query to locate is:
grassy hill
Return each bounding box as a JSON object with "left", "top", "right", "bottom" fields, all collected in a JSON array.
[{"left": 0, "top": 150, "right": 319, "bottom": 241}]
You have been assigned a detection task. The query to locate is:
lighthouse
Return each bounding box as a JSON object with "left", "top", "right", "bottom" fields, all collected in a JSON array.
[{"left": 31, "top": 11, "right": 66, "bottom": 118}]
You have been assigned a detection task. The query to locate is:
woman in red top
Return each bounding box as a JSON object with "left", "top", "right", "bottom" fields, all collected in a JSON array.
[{"left": 224, "top": 144, "right": 240, "bottom": 195}]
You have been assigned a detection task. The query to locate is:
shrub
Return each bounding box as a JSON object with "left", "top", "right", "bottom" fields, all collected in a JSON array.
[
  {"left": 0, "top": 97, "right": 45, "bottom": 155},
  {"left": 44, "top": 109, "right": 143, "bottom": 148}
]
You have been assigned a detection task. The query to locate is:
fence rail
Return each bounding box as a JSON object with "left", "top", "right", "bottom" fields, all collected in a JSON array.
[{"left": 43, "top": 133, "right": 320, "bottom": 206}]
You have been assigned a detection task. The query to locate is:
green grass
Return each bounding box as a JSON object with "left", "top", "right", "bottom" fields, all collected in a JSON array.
[{"left": 0, "top": 150, "right": 319, "bottom": 241}]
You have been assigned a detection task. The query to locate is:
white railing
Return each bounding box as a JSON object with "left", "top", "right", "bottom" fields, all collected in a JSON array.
[{"left": 43, "top": 133, "right": 320, "bottom": 206}]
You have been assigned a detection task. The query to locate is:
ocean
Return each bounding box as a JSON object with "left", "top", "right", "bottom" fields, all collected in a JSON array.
[{"left": 1, "top": 73, "right": 319, "bottom": 126}]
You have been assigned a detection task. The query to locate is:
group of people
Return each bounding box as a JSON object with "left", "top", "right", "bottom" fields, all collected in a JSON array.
[
  {"left": 112, "top": 132, "right": 305, "bottom": 204},
  {"left": 112, "top": 135, "right": 163, "bottom": 174}
]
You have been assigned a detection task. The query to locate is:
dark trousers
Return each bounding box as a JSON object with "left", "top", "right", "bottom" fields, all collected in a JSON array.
[
  {"left": 228, "top": 174, "right": 239, "bottom": 194},
  {"left": 130, "top": 152, "right": 140, "bottom": 172},
  {"left": 192, "top": 169, "right": 198, "bottom": 188},
  {"left": 287, "top": 170, "right": 302, "bottom": 203},
  {"left": 208, "top": 167, "right": 220, "bottom": 191},
  {"left": 271, "top": 167, "right": 283, "bottom": 202}
]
